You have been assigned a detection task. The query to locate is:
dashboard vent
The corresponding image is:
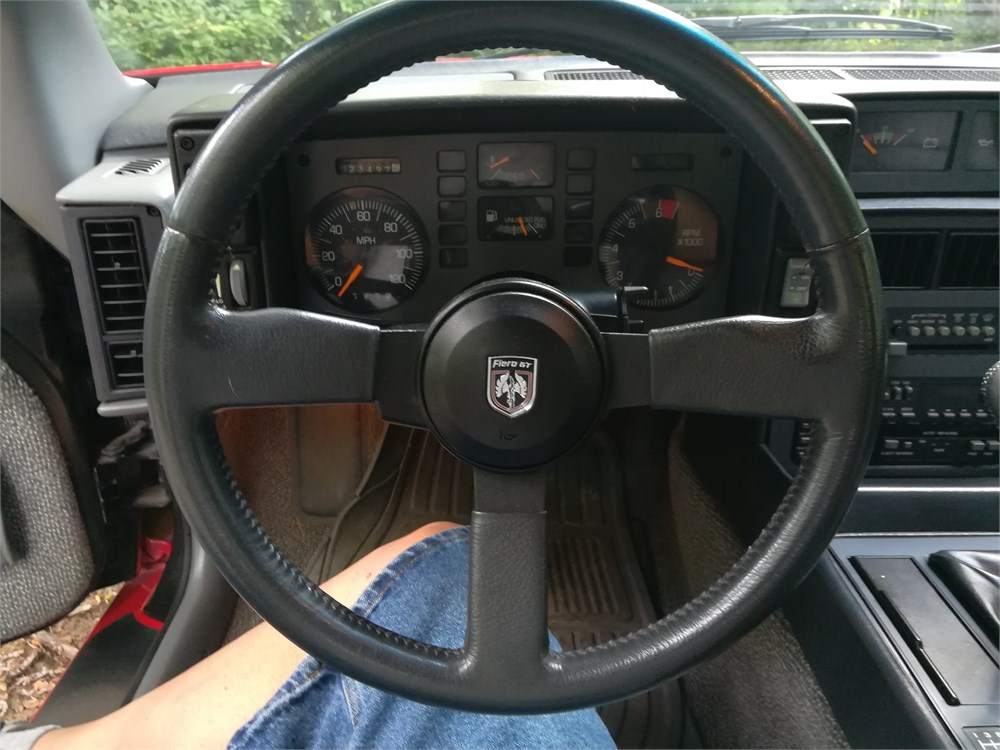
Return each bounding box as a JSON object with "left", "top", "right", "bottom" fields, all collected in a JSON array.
[
  {"left": 106, "top": 341, "right": 144, "bottom": 390},
  {"left": 81, "top": 218, "right": 147, "bottom": 333},
  {"left": 846, "top": 68, "right": 1000, "bottom": 82},
  {"left": 765, "top": 68, "right": 844, "bottom": 80},
  {"left": 547, "top": 69, "right": 644, "bottom": 81},
  {"left": 114, "top": 157, "right": 166, "bottom": 176},
  {"left": 870, "top": 231, "right": 938, "bottom": 288},
  {"left": 939, "top": 232, "right": 999, "bottom": 288}
]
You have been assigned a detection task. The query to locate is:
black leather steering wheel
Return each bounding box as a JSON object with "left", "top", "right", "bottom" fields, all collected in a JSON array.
[{"left": 145, "top": 0, "right": 885, "bottom": 713}]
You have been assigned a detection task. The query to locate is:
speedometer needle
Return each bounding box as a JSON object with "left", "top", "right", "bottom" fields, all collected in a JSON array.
[
  {"left": 338, "top": 264, "right": 364, "bottom": 297},
  {"left": 489, "top": 155, "right": 511, "bottom": 169},
  {"left": 665, "top": 256, "right": 704, "bottom": 273}
]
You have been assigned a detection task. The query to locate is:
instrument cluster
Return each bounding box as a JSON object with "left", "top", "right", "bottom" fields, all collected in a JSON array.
[{"left": 288, "top": 131, "right": 743, "bottom": 327}]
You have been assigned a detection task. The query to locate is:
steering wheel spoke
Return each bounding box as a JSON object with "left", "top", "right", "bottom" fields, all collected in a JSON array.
[
  {"left": 182, "top": 306, "right": 380, "bottom": 410},
  {"left": 180, "top": 308, "right": 428, "bottom": 426},
  {"left": 463, "top": 469, "right": 550, "bottom": 684},
  {"left": 607, "top": 313, "right": 839, "bottom": 420}
]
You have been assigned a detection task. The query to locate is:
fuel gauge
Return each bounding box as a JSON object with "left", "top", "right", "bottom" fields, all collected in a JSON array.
[{"left": 478, "top": 196, "right": 554, "bottom": 241}]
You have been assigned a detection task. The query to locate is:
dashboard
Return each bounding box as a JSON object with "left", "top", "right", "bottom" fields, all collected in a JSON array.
[{"left": 54, "top": 53, "right": 1000, "bottom": 483}]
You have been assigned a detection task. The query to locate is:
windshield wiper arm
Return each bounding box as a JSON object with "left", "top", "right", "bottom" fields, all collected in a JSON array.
[{"left": 693, "top": 14, "right": 954, "bottom": 42}]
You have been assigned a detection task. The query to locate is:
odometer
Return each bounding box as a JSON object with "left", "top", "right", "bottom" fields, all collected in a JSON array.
[
  {"left": 597, "top": 187, "right": 718, "bottom": 309},
  {"left": 305, "top": 187, "right": 427, "bottom": 313}
]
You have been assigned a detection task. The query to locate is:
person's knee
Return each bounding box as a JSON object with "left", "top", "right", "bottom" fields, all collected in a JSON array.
[
  {"left": 320, "top": 521, "right": 463, "bottom": 606},
  {"left": 410, "top": 521, "right": 462, "bottom": 540}
]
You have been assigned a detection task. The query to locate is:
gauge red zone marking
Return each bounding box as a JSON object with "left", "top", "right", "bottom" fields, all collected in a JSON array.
[{"left": 658, "top": 199, "right": 679, "bottom": 219}]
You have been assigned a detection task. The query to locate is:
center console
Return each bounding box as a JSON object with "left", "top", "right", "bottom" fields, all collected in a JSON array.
[
  {"left": 828, "top": 536, "right": 999, "bottom": 749},
  {"left": 768, "top": 95, "right": 999, "bottom": 481}
]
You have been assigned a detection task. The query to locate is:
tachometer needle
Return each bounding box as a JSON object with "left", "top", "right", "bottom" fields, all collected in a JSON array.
[
  {"left": 860, "top": 136, "right": 878, "bottom": 156},
  {"left": 338, "top": 264, "right": 364, "bottom": 297},
  {"left": 517, "top": 216, "right": 529, "bottom": 236},
  {"left": 665, "top": 256, "right": 704, "bottom": 273},
  {"left": 489, "top": 155, "right": 511, "bottom": 169}
]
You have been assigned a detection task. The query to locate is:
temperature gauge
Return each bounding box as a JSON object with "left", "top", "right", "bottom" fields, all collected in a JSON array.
[
  {"left": 479, "top": 196, "right": 554, "bottom": 241},
  {"left": 853, "top": 111, "right": 959, "bottom": 172},
  {"left": 478, "top": 143, "right": 555, "bottom": 188}
]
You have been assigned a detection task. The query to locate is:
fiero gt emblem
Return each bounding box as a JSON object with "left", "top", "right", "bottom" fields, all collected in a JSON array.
[{"left": 487, "top": 356, "right": 537, "bottom": 418}]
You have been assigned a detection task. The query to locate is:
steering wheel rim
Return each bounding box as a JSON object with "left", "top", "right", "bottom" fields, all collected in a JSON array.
[{"left": 146, "top": 0, "right": 885, "bottom": 712}]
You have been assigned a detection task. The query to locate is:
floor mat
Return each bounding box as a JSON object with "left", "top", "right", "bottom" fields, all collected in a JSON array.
[{"left": 309, "top": 426, "right": 681, "bottom": 748}]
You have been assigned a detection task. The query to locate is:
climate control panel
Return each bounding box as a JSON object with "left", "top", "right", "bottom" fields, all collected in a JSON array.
[
  {"left": 793, "top": 376, "right": 999, "bottom": 468},
  {"left": 888, "top": 307, "right": 998, "bottom": 349}
]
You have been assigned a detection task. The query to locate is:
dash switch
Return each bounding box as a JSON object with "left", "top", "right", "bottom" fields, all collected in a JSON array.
[
  {"left": 780, "top": 257, "right": 814, "bottom": 309},
  {"left": 229, "top": 259, "right": 250, "bottom": 308}
]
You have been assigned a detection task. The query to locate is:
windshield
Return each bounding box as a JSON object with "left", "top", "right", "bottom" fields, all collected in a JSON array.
[{"left": 88, "top": 1, "right": 999, "bottom": 72}]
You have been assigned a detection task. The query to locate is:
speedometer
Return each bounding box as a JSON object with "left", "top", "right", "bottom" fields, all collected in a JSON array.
[
  {"left": 597, "top": 186, "right": 718, "bottom": 309},
  {"left": 305, "top": 187, "right": 428, "bottom": 313}
]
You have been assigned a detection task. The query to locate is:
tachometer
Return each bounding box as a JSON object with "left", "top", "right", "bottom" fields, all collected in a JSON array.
[
  {"left": 597, "top": 187, "right": 718, "bottom": 309},
  {"left": 305, "top": 187, "right": 427, "bottom": 313}
]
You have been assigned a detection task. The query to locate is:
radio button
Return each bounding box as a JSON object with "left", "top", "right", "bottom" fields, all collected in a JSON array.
[
  {"left": 968, "top": 325, "right": 982, "bottom": 336},
  {"left": 923, "top": 326, "right": 937, "bottom": 336},
  {"left": 988, "top": 440, "right": 1000, "bottom": 452},
  {"left": 926, "top": 409, "right": 940, "bottom": 419},
  {"left": 938, "top": 326, "right": 951, "bottom": 336},
  {"left": 968, "top": 440, "right": 986, "bottom": 452},
  {"left": 908, "top": 326, "right": 922, "bottom": 337},
  {"left": 983, "top": 326, "right": 996, "bottom": 337},
  {"left": 884, "top": 439, "right": 900, "bottom": 450},
  {"left": 952, "top": 326, "right": 966, "bottom": 337}
]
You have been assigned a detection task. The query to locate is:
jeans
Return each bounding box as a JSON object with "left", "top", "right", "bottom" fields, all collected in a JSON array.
[{"left": 229, "top": 526, "right": 615, "bottom": 749}]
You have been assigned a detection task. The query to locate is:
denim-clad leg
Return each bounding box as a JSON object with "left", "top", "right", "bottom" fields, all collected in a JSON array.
[{"left": 229, "top": 526, "right": 615, "bottom": 749}]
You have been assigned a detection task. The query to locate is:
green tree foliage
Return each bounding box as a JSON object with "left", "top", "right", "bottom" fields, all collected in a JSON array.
[
  {"left": 88, "top": 0, "right": 998, "bottom": 71},
  {"left": 88, "top": 0, "right": 383, "bottom": 70}
]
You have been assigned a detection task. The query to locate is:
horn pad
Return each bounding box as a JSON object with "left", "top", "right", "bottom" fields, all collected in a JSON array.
[{"left": 419, "top": 280, "right": 607, "bottom": 471}]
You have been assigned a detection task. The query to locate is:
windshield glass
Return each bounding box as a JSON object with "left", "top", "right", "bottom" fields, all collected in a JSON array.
[{"left": 88, "top": 0, "right": 998, "bottom": 72}]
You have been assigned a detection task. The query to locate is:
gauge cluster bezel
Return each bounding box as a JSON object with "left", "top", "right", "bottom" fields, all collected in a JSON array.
[
  {"left": 285, "top": 130, "right": 742, "bottom": 329},
  {"left": 848, "top": 96, "right": 999, "bottom": 195}
]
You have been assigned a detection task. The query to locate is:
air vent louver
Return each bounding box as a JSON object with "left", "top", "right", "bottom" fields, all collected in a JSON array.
[
  {"left": 114, "top": 157, "right": 166, "bottom": 176},
  {"left": 870, "top": 231, "right": 938, "bottom": 289},
  {"left": 939, "top": 232, "right": 999, "bottom": 288},
  {"left": 106, "top": 341, "right": 144, "bottom": 390},
  {"left": 81, "top": 218, "right": 147, "bottom": 333}
]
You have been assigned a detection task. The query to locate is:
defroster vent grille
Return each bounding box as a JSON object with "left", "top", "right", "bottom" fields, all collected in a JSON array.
[
  {"left": 871, "top": 231, "right": 938, "bottom": 289},
  {"left": 940, "top": 232, "right": 999, "bottom": 288},
  {"left": 547, "top": 69, "right": 644, "bottom": 81},
  {"left": 82, "top": 218, "right": 147, "bottom": 333}
]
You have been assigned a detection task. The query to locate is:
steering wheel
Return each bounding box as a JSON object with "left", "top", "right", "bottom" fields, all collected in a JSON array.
[{"left": 146, "top": 0, "right": 885, "bottom": 713}]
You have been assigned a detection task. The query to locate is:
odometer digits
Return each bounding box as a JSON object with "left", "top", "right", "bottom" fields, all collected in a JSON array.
[
  {"left": 305, "top": 188, "right": 427, "bottom": 312},
  {"left": 597, "top": 187, "right": 718, "bottom": 309}
]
